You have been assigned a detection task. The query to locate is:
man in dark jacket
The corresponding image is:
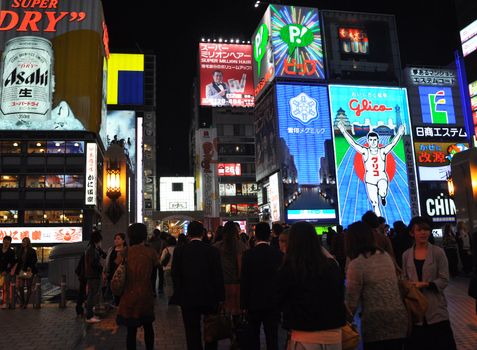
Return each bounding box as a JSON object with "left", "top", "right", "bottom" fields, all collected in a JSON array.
[
  {"left": 240, "top": 222, "right": 283, "bottom": 350},
  {"left": 84, "top": 230, "right": 105, "bottom": 323},
  {"left": 0, "top": 236, "right": 16, "bottom": 307},
  {"left": 171, "top": 221, "right": 225, "bottom": 350}
]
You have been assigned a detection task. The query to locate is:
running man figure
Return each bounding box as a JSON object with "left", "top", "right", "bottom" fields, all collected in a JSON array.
[{"left": 337, "top": 122, "right": 405, "bottom": 216}]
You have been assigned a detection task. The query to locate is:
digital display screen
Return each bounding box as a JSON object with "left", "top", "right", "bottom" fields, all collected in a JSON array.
[
  {"left": 329, "top": 85, "right": 414, "bottom": 227},
  {"left": 418, "top": 86, "right": 455, "bottom": 124},
  {"left": 217, "top": 163, "right": 242, "bottom": 176},
  {"left": 104, "top": 111, "right": 136, "bottom": 169},
  {"left": 271, "top": 5, "right": 325, "bottom": 80},
  {"left": 338, "top": 27, "right": 369, "bottom": 55},
  {"left": 275, "top": 83, "right": 337, "bottom": 222},
  {"left": 199, "top": 43, "right": 254, "bottom": 107},
  {"left": 415, "top": 142, "right": 468, "bottom": 181}
]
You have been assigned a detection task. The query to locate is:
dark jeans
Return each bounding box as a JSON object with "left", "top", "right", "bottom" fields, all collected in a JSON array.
[
  {"left": 406, "top": 320, "right": 457, "bottom": 350},
  {"left": 444, "top": 248, "right": 459, "bottom": 277},
  {"left": 246, "top": 309, "right": 279, "bottom": 350},
  {"left": 76, "top": 278, "right": 87, "bottom": 315},
  {"left": 181, "top": 306, "right": 218, "bottom": 350},
  {"left": 86, "top": 278, "right": 101, "bottom": 319},
  {"left": 17, "top": 276, "right": 34, "bottom": 307},
  {"left": 365, "top": 338, "right": 404, "bottom": 350},
  {"left": 127, "top": 322, "right": 154, "bottom": 350}
]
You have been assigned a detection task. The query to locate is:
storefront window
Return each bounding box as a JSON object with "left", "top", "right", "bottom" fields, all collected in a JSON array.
[
  {"left": 63, "top": 210, "right": 83, "bottom": 224},
  {"left": 43, "top": 210, "right": 64, "bottom": 223},
  {"left": 0, "top": 141, "right": 21, "bottom": 153},
  {"left": 28, "top": 141, "right": 46, "bottom": 154},
  {"left": 26, "top": 176, "right": 46, "bottom": 188},
  {"left": 47, "top": 141, "right": 66, "bottom": 154},
  {"left": 0, "top": 175, "right": 19, "bottom": 188},
  {"left": 36, "top": 247, "right": 53, "bottom": 263},
  {"left": 25, "top": 210, "right": 46, "bottom": 224},
  {"left": 65, "top": 175, "right": 84, "bottom": 188},
  {"left": 66, "top": 141, "right": 84, "bottom": 154},
  {"left": 0, "top": 210, "right": 18, "bottom": 223},
  {"left": 45, "top": 175, "right": 64, "bottom": 188}
]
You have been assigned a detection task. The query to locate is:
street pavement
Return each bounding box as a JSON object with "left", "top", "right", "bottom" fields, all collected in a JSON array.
[{"left": 0, "top": 277, "right": 475, "bottom": 350}]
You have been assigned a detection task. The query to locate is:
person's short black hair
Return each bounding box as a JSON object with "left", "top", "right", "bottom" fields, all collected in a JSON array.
[
  {"left": 362, "top": 211, "right": 379, "bottom": 229},
  {"left": 3, "top": 236, "right": 12, "bottom": 242},
  {"left": 346, "top": 221, "right": 380, "bottom": 259},
  {"left": 377, "top": 216, "right": 386, "bottom": 225},
  {"left": 114, "top": 232, "right": 127, "bottom": 245},
  {"left": 272, "top": 223, "right": 284, "bottom": 235},
  {"left": 367, "top": 132, "right": 379, "bottom": 139},
  {"left": 90, "top": 230, "right": 103, "bottom": 244},
  {"left": 255, "top": 222, "right": 271, "bottom": 242},
  {"left": 128, "top": 223, "right": 147, "bottom": 246},
  {"left": 166, "top": 236, "right": 177, "bottom": 246},
  {"left": 408, "top": 216, "right": 431, "bottom": 232},
  {"left": 213, "top": 70, "right": 223, "bottom": 75},
  {"left": 188, "top": 221, "right": 204, "bottom": 238}
]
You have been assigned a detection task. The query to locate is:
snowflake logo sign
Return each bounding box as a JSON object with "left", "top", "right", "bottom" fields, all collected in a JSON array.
[{"left": 289, "top": 92, "right": 318, "bottom": 124}]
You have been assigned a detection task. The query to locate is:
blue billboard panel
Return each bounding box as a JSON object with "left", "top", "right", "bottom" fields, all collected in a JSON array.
[
  {"left": 276, "top": 84, "right": 337, "bottom": 222},
  {"left": 418, "top": 86, "right": 455, "bottom": 124},
  {"left": 329, "top": 85, "right": 415, "bottom": 227}
]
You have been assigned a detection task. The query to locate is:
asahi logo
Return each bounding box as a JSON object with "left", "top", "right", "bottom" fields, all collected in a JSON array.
[{"left": 4, "top": 68, "right": 49, "bottom": 87}]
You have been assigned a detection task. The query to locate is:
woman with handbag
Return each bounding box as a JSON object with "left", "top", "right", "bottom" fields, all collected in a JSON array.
[
  {"left": 277, "top": 221, "right": 346, "bottom": 350},
  {"left": 402, "top": 216, "right": 457, "bottom": 350},
  {"left": 116, "top": 223, "right": 159, "bottom": 350},
  {"left": 15, "top": 237, "right": 38, "bottom": 308},
  {"left": 346, "top": 221, "right": 408, "bottom": 350},
  {"left": 103, "top": 232, "right": 127, "bottom": 306}
]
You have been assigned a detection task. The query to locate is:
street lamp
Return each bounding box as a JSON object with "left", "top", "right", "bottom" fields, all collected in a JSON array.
[{"left": 106, "top": 160, "right": 123, "bottom": 223}]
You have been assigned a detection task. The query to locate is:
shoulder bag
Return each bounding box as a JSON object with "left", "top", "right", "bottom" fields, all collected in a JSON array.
[{"left": 111, "top": 247, "right": 128, "bottom": 296}]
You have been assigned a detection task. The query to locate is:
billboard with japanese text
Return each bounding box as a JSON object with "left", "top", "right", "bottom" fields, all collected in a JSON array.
[
  {"left": 329, "top": 85, "right": 417, "bottom": 227},
  {"left": 199, "top": 43, "right": 254, "bottom": 107},
  {"left": 0, "top": 0, "right": 108, "bottom": 132},
  {"left": 414, "top": 141, "right": 468, "bottom": 182},
  {"left": 0, "top": 226, "right": 82, "bottom": 244},
  {"left": 253, "top": 5, "right": 325, "bottom": 101},
  {"left": 276, "top": 83, "right": 337, "bottom": 223}
]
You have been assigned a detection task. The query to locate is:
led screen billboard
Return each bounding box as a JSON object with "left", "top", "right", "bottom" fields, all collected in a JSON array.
[
  {"left": 217, "top": 163, "right": 241, "bottom": 176},
  {"left": 460, "top": 19, "right": 477, "bottom": 57},
  {"left": 104, "top": 111, "right": 136, "bottom": 169},
  {"left": 0, "top": 0, "right": 107, "bottom": 132},
  {"left": 418, "top": 86, "right": 455, "bottom": 124},
  {"left": 276, "top": 83, "right": 337, "bottom": 222},
  {"left": 253, "top": 5, "right": 325, "bottom": 100},
  {"left": 470, "top": 80, "right": 477, "bottom": 136},
  {"left": 107, "top": 54, "right": 144, "bottom": 105},
  {"left": 415, "top": 142, "right": 468, "bottom": 181},
  {"left": 418, "top": 182, "right": 457, "bottom": 224},
  {"left": 159, "top": 177, "right": 194, "bottom": 211},
  {"left": 271, "top": 5, "right": 324, "bottom": 80},
  {"left": 268, "top": 172, "right": 281, "bottom": 222},
  {"left": 199, "top": 43, "right": 254, "bottom": 107},
  {"left": 329, "top": 85, "right": 415, "bottom": 227},
  {"left": 322, "top": 11, "right": 401, "bottom": 84}
]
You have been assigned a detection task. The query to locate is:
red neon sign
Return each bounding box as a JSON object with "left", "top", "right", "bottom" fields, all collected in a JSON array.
[{"left": 217, "top": 163, "right": 241, "bottom": 176}]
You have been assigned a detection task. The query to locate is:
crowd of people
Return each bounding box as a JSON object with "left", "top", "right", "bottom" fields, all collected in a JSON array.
[
  {"left": 0, "top": 236, "right": 38, "bottom": 309},
  {"left": 2, "top": 212, "right": 476, "bottom": 350}
]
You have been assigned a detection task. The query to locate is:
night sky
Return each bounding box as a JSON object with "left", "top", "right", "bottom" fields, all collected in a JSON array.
[{"left": 101, "top": 0, "right": 460, "bottom": 176}]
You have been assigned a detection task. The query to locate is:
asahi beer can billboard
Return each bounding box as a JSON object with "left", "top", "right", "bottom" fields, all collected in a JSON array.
[
  {"left": 1, "top": 36, "right": 54, "bottom": 127},
  {"left": 0, "top": 0, "right": 108, "bottom": 132}
]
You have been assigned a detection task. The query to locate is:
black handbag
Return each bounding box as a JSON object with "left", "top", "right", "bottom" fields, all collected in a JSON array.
[{"left": 203, "top": 309, "right": 233, "bottom": 343}]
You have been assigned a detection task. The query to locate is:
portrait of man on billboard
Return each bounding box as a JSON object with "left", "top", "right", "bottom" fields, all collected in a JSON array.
[
  {"left": 337, "top": 121, "right": 405, "bottom": 216},
  {"left": 205, "top": 70, "right": 230, "bottom": 106}
]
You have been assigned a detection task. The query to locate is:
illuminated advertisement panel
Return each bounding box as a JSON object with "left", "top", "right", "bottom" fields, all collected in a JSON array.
[
  {"left": 470, "top": 81, "right": 477, "bottom": 136},
  {"left": 199, "top": 43, "right": 254, "bottom": 107},
  {"left": 329, "top": 85, "right": 415, "bottom": 227},
  {"left": 460, "top": 19, "right": 477, "bottom": 57},
  {"left": 415, "top": 142, "right": 468, "bottom": 181},
  {"left": 253, "top": 6, "right": 273, "bottom": 100},
  {"left": 107, "top": 54, "right": 144, "bottom": 105},
  {"left": 104, "top": 111, "right": 136, "bottom": 169},
  {"left": 159, "top": 177, "right": 194, "bottom": 212},
  {"left": 217, "top": 163, "right": 242, "bottom": 176},
  {"left": 338, "top": 28, "right": 369, "bottom": 55},
  {"left": 269, "top": 172, "right": 281, "bottom": 222},
  {"left": 271, "top": 5, "right": 325, "bottom": 80},
  {"left": 0, "top": 227, "right": 82, "bottom": 244},
  {"left": 322, "top": 11, "right": 401, "bottom": 83},
  {"left": 418, "top": 182, "right": 457, "bottom": 224},
  {"left": 418, "top": 86, "right": 455, "bottom": 124},
  {"left": 85, "top": 143, "right": 97, "bottom": 205},
  {"left": 0, "top": 0, "right": 107, "bottom": 132},
  {"left": 276, "top": 84, "right": 337, "bottom": 222}
]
